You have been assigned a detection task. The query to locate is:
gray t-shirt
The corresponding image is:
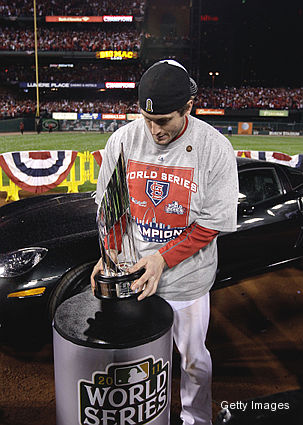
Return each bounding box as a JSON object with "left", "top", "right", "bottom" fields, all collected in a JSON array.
[{"left": 96, "top": 115, "right": 238, "bottom": 301}]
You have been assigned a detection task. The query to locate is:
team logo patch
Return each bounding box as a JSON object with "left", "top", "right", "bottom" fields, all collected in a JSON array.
[
  {"left": 146, "top": 180, "right": 170, "bottom": 207},
  {"left": 78, "top": 356, "right": 169, "bottom": 425},
  {"left": 145, "top": 98, "right": 153, "bottom": 112}
]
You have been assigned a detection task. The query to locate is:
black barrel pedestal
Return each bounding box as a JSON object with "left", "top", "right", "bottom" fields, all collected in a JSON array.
[{"left": 53, "top": 290, "right": 174, "bottom": 425}]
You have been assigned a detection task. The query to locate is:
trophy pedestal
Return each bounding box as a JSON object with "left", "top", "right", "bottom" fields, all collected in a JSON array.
[{"left": 53, "top": 289, "right": 174, "bottom": 425}]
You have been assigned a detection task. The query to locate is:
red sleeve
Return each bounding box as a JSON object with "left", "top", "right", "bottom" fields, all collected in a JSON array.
[{"left": 158, "top": 223, "right": 219, "bottom": 268}]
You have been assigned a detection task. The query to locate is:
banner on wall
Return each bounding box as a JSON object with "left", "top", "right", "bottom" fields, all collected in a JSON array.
[
  {"left": 195, "top": 108, "right": 224, "bottom": 115},
  {"left": 96, "top": 51, "right": 138, "bottom": 60},
  {"left": 20, "top": 82, "right": 104, "bottom": 89},
  {"left": 259, "top": 110, "right": 289, "bottom": 117},
  {"left": 105, "top": 82, "right": 136, "bottom": 89},
  {"left": 238, "top": 122, "right": 253, "bottom": 135},
  {"left": 101, "top": 114, "right": 126, "bottom": 120},
  {"left": 45, "top": 16, "right": 133, "bottom": 23},
  {"left": 53, "top": 112, "right": 78, "bottom": 120},
  {"left": 0, "top": 151, "right": 78, "bottom": 193},
  {"left": 127, "top": 113, "right": 142, "bottom": 120}
]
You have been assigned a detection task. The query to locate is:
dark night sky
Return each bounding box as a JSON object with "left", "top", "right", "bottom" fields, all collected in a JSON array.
[{"left": 198, "top": 0, "right": 303, "bottom": 86}]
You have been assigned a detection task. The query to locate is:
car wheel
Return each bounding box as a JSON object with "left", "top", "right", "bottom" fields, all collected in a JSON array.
[{"left": 48, "top": 262, "right": 95, "bottom": 320}]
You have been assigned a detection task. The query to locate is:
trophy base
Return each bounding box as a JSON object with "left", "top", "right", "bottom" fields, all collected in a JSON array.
[{"left": 94, "top": 268, "right": 145, "bottom": 300}]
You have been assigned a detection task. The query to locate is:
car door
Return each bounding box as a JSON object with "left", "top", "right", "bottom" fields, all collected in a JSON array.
[{"left": 216, "top": 164, "right": 303, "bottom": 283}]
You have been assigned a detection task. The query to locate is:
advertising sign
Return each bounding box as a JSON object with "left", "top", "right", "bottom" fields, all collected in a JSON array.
[
  {"left": 46, "top": 15, "right": 133, "bottom": 23},
  {"left": 238, "top": 122, "right": 253, "bottom": 135},
  {"left": 46, "top": 16, "right": 103, "bottom": 22},
  {"left": 96, "top": 51, "right": 138, "bottom": 60},
  {"left": 103, "top": 15, "right": 133, "bottom": 22},
  {"left": 127, "top": 114, "right": 142, "bottom": 120},
  {"left": 102, "top": 114, "right": 126, "bottom": 120},
  {"left": 20, "top": 82, "right": 105, "bottom": 89},
  {"left": 201, "top": 15, "right": 219, "bottom": 22},
  {"left": 196, "top": 109, "right": 225, "bottom": 115},
  {"left": 49, "top": 64, "right": 74, "bottom": 68},
  {"left": 78, "top": 113, "right": 102, "bottom": 120},
  {"left": 105, "top": 82, "right": 136, "bottom": 89},
  {"left": 53, "top": 112, "right": 77, "bottom": 120},
  {"left": 259, "top": 110, "right": 289, "bottom": 117}
]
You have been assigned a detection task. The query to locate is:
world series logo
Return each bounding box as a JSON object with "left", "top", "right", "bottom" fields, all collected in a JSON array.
[
  {"left": 127, "top": 160, "right": 196, "bottom": 244},
  {"left": 78, "top": 356, "right": 169, "bottom": 425}
]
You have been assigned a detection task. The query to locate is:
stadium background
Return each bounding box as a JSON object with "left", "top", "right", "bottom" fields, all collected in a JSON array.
[
  {"left": 0, "top": 0, "right": 302, "bottom": 136},
  {"left": 1, "top": 1, "right": 303, "bottom": 425}
]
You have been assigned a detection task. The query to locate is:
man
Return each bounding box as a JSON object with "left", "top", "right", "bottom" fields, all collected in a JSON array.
[
  {"left": 91, "top": 60, "right": 238, "bottom": 424},
  {"left": 19, "top": 120, "right": 24, "bottom": 135}
]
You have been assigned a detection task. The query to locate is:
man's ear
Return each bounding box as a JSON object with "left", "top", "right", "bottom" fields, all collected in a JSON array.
[{"left": 186, "top": 99, "right": 194, "bottom": 115}]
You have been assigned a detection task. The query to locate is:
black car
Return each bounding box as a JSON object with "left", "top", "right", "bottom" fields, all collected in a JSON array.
[{"left": 1, "top": 157, "right": 303, "bottom": 340}]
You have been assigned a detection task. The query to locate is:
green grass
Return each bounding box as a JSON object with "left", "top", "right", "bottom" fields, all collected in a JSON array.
[
  {"left": 0, "top": 132, "right": 111, "bottom": 154},
  {"left": 0, "top": 132, "right": 303, "bottom": 196},
  {"left": 1, "top": 132, "right": 303, "bottom": 155},
  {"left": 227, "top": 135, "right": 303, "bottom": 155}
]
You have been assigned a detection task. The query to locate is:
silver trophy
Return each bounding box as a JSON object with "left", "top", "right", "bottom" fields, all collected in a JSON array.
[{"left": 94, "top": 144, "right": 144, "bottom": 299}]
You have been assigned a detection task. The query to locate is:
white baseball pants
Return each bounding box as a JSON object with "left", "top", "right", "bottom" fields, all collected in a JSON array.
[{"left": 168, "top": 293, "right": 212, "bottom": 425}]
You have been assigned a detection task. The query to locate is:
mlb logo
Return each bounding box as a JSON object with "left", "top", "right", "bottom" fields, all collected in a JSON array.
[
  {"left": 114, "top": 361, "right": 150, "bottom": 386},
  {"left": 146, "top": 180, "right": 170, "bottom": 207}
]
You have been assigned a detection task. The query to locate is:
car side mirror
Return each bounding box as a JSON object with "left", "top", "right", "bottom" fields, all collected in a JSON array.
[{"left": 238, "top": 201, "right": 255, "bottom": 216}]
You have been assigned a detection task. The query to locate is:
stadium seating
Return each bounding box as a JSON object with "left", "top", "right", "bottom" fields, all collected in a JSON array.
[{"left": 0, "top": 0, "right": 146, "bottom": 18}]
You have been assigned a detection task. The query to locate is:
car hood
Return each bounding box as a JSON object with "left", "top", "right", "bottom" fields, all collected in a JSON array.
[{"left": 0, "top": 193, "right": 98, "bottom": 253}]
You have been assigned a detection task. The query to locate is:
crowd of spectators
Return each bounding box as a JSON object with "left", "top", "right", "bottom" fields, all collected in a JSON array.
[
  {"left": 0, "top": 26, "right": 142, "bottom": 51},
  {"left": 0, "top": 63, "right": 144, "bottom": 84},
  {"left": 195, "top": 87, "right": 303, "bottom": 110},
  {"left": 1, "top": 86, "right": 303, "bottom": 119},
  {"left": 0, "top": 94, "right": 140, "bottom": 118},
  {"left": 2, "top": 64, "right": 302, "bottom": 111},
  {"left": 0, "top": 0, "right": 146, "bottom": 17}
]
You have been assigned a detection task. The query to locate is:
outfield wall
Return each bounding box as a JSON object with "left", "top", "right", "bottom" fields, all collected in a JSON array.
[
  {"left": 0, "top": 117, "right": 35, "bottom": 133},
  {"left": 52, "top": 118, "right": 303, "bottom": 136},
  {"left": 1, "top": 116, "right": 303, "bottom": 136},
  {"left": 203, "top": 120, "right": 303, "bottom": 136}
]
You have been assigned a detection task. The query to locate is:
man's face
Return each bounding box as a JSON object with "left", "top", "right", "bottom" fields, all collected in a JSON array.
[{"left": 141, "top": 104, "right": 190, "bottom": 145}]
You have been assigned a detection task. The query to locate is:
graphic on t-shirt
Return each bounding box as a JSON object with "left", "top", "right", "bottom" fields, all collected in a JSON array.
[
  {"left": 164, "top": 201, "right": 186, "bottom": 215},
  {"left": 127, "top": 160, "right": 196, "bottom": 243},
  {"left": 146, "top": 180, "right": 170, "bottom": 207}
]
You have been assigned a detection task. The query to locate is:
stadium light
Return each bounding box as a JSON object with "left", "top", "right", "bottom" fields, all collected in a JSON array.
[{"left": 209, "top": 71, "right": 219, "bottom": 89}]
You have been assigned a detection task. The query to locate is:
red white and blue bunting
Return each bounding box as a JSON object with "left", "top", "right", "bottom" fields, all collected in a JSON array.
[
  {"left": 235, "top": 150, "right": 303, "bottom": 169},
  {"left": 1, "top": 149, "right": 302, "bottom": 196},
  {"left": 92, "top": 149, "right": 104, "bottom": 167},
  {"left": 0, "top": 150, "right": 78, "bottom": 193}
]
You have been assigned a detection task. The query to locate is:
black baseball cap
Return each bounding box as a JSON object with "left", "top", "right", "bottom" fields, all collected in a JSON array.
[{"left": 138, "top": 60, "right": 192, "bottom": 115}]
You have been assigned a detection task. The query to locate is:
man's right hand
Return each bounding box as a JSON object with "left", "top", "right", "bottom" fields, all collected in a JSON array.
[{"left": 90, "top": 250, "right": 118, "bottom": 293}]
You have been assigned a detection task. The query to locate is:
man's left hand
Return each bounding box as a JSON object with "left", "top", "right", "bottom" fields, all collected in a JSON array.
[{"left": 129, "top": 251, "right": 166, "bottom": 301}]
